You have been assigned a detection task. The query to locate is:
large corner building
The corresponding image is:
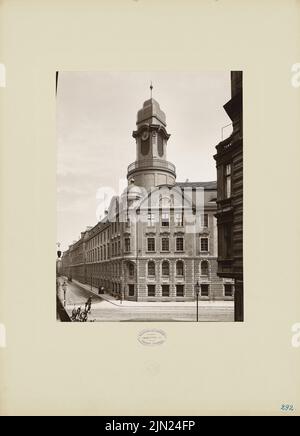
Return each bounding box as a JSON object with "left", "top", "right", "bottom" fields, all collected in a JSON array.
[{"left": 62, "top": 95, "right": 234, "bottom": 302}]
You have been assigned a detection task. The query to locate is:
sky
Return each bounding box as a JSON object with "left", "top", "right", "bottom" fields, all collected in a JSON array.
[{"left": 57, "top": 71, "right": 232, "bottom": 251}]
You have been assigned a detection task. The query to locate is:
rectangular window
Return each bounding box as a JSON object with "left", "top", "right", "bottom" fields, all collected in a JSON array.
[
  {"left": 147, "top": 212, "right": 156, "bottom": 227},
  {"left": 148, "top": 262, "right": 155, "bottom": 276},
  {"left": 147, "top": 238, "right": 156, "bottom": 252},
  {"left": 201, "top": 284, "right": 209, "bottom": 297},
  {"left": 147, "top": 285, "right": 156, "bottom": 297},
  {"left": 162, "top": 285, "right": 170, "bottom": 297},
  {"left": 219, "top": 222, "right": 233, "bottom": 259},
  {"left": 202, "top": 213, "right": 209, "bottom": 227},
  {"left": 128, "top": 284, "right": 135, "bottom": 297},
  {"left": 161, "top": 212, "right": 170, "bottom": 227},
  {"left": 176, "top": 285, "right": 184, "bottom": 297},
  {"left": 224, "top": 284, "right": 233, "bottom": 297},
  {"left": 125, "top": 238, "right": 131, "bottom": 252},
  {"left": 161, "top": 237, "right": 169, "bottom": 252},
  {"left": 162, "top": 262, "right": 170, "bottom": 276},
  {"left": 176, "top": 261, "right": 184, "bottom": 276},
  {"left": 176, "top": 237, "right": 184, "bottom": 252},
  {"left": 200, "top": 237, "right": 209, "bottom": 252},
  {"left": 175, "top": 211, "right": 184, "bottom": 226},
  {"left": 129, "top": 263, "right": 134, "bottom": 277},
  {"left": 224, "top": 223, "right": 232, "bottom": 258},
  {"left": 225, "top": 163, "right": 232, "bottom": 199}
]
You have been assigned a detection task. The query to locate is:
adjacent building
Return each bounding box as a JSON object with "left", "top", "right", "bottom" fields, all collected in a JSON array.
[
  {"left": 62, "top": 95, "right": 234, "bottom": 302},
  {"left": 214, "top": 71, "right": 243, "bottom": 321}
]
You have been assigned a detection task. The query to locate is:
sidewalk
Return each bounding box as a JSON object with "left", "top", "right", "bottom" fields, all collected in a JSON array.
[
  {"left": 72, "top": 279, "right": 234, "bottom": 309},
  {"left": 72, "top": 279, "right": 121, "bottom": 307}
]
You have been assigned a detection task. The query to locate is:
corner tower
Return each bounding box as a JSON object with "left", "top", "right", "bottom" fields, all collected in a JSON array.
[{"left": 127, "top": 89, "right": 176, "bottom": 190}]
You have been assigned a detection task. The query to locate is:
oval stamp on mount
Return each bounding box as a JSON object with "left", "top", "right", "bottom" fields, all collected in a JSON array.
[{"left": 138, "top": 329, "right": 167, "bottom": 346}]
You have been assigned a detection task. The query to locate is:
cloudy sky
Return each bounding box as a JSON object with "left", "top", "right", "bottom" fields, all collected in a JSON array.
[{"left": 57, "top": 71, "right": 232, "bottom": 251}]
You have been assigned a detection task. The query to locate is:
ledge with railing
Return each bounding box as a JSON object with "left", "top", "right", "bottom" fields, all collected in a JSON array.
[{"left": 127, "top": 158, "right": 176, "bottom": 174}]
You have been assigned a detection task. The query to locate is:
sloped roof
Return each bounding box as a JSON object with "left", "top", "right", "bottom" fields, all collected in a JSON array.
[
  {"left": 176, "top": 181, "right": 217, "bottom": 190},
  {"left": 137, "top": 98, "right": 166, "bottom": 126}
]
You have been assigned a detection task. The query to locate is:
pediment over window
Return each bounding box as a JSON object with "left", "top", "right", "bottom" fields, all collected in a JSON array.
[
  {"left": 199, "top": 231, "right": 210, "bottom": 236},
  {"left": 174, "top": 231, "right": 185, "bottom": 236},
  {"left": 145, "top": 231, "right": 156, "bottom": 236}
]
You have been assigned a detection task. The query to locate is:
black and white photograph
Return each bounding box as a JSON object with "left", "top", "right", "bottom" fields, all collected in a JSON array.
[{"left": 56, "top": 71, "right": 243, "bottom": 323}]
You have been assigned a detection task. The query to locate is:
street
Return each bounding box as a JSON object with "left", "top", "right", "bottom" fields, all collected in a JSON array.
[{"left": 57, "top": 277, "right": 234, "bottom": 322}]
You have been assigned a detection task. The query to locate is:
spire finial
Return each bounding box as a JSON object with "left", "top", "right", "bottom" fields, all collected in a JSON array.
[{"left": 150, "top": 81, "right": 153, "bottom": 98}]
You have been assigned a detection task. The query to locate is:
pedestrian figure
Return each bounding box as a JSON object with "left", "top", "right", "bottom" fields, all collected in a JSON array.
[
  {"left": 80, "top": 311, "right": 88, "bottom": 322},
  {"left": 71, "top": 306, "right": 77, "bottom": 321},
  {"left": 85, "top": 296, "right": 92, "bottom": 313}
]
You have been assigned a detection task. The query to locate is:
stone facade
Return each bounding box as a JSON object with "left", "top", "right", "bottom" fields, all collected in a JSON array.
[
  {"left": 61, "top": 95, "right": 234, "bottom": 302},
  {"left": 214, "top": 71, "right": 244, "bottom": 320}
]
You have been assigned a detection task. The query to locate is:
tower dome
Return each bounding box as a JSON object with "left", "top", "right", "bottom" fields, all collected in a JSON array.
[
  {"left": 127, "top": 88, "right": 176, "bottom": 191},
  {"left": 137, "top": 98, "right": 166, "bottom": 127},
  {"left": 122, "top": 179, "right": 144, "bottom": 202}
]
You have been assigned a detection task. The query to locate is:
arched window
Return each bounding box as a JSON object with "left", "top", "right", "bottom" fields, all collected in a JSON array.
[
  {"left": 128, "top": 263, "right": 134, "bottom": 277},
  {"left": 201, "top": 260, "right": 209, "bottom": 276},
  {"left": 141, "top": 137, "right": 150, "bottom": 156},
  {"left": 148, "top": 261, "right": 155, "bottom": 277},
  {"left": 176, "top": 261, "right": 184, "bottom": 276},
  {"left": 158, "top": 134, "right": 164, "bottom": 157},
  {"left": 162, "top": 261, "right": 170, "bottom": 276}
]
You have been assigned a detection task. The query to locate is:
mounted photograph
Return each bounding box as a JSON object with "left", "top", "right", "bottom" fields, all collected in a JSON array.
[{"left": 56, "top": 71, "right": 243, "bottom": 322}]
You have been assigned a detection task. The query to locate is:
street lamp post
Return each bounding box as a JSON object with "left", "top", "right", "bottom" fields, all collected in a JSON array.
[
  {"left": 62, "top": 281, "right": 67, "bottom": 308},
  {"left": 195, "top": 281, "right": 200, "bottom": 322}
]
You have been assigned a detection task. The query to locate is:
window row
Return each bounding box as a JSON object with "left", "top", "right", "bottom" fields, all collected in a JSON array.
[
  {"left": 144, "top": 284, "right": 233, "bottom": 298},
  {"left": 127, "top": 260, "right": 211, "bottom": 278},
  {"left": 145, "top": 237, "right": 209, "bottom": 253},
  {"left": 87, "top": 230, "right": 109, "bottom": 250},
  {"left": 147, "top": 284, "right": 185, "bottom": 297},
  {"left": 86, "top": 236, "right": 210, "bottom": 261},
  {"left": 147, "top": 260, "right": 184, "bottom": 277},
  {"left": 84, "top": 212, "right": 211, "bottom": 252},
  {"left": 146, "top": 212, "right": 209, "bottom": 228},
  {"left": 87, "top": 245, "right": 108, "bottom": 262},
  {"left": 86, "top": 260, "right": 211, "bottom": 277},
  {"left": 146, "top": 237, "right": 184, "bottom": 252}
]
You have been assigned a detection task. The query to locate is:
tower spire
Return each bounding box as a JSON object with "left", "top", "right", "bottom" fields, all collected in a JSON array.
[{"left": 150, "top": 81, "right": 153, "bottom": 98}]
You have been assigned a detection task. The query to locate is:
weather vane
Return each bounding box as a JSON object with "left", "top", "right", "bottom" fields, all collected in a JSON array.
[{"left": 150, "top": 81, "right": 153, "bottom": 98}]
